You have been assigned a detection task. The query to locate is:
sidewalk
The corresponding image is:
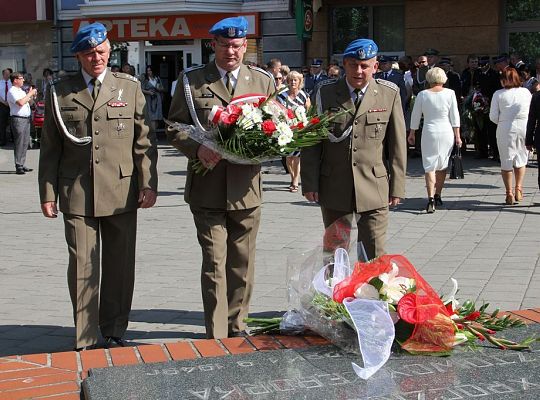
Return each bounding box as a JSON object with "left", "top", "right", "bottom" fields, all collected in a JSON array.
[{"left": 1, "top": 141, "right": 539, "bottom": 356}]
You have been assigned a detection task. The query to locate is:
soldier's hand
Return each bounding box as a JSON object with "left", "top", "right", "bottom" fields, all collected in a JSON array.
[
  {"left": 304, "top": 192, "right": 319, "bottom": 203},
  {"left": 41, "top": 202, "right": 58, "bottom": 218},
  {"left": 389, "top": 196, "right": 401, "bottom": 207},
  {"left": 138, "top": 189, "right": 157, "bottom": 209},
  {"left": 197, "top": 145, "right": 222, "bottom": 169}
]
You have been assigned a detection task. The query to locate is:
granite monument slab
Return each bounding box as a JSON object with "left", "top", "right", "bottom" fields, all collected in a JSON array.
[{"left": 83, "top": 324, "right": 540, "bottom": 399}]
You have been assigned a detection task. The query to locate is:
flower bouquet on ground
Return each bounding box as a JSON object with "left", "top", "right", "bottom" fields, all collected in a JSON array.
[
  {"left": 244, "top": 217, "right": 538, "bottom": 379},
  {"left": 166, "top": 91, "right": 345, "bottom": 174}
]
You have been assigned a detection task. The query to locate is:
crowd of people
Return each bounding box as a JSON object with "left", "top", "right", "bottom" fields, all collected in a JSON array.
[{"left": 1, "top": 16, "right": 539, "bottom": 351}]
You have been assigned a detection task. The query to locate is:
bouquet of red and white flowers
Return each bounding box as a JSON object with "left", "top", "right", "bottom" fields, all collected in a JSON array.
[{"left": 166, "top": 91, "right": 344, "bottom": 173}]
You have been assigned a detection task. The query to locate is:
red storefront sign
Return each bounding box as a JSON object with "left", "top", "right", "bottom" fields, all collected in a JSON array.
[{"left": 73, "top": 14, "right": 259, "bottom": 41}]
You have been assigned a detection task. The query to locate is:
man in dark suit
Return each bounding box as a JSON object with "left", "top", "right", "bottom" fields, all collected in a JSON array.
[
  {"left": 304, "top": 58, "right": 329, "bottom": 95},
  {"left": 526, "top": 91, "right": 540, "bottom": 189},
  {"left": 438, "top": 58, "right": 462, "bottom": 100},
  {"left": 167, "top": 16, "right": 275, "bottom": 339},
  {"left": 374, "top": 55, "right": 407, "bottom": 114},
  {"left": 39, "top": 23, "right": 158, "bottom": 350},
  {"left": 461, "top": 54, "right": 478, "bottom": 98},
  {"left": 301, "top": 38, "right": 407, "bottom": 260},
  {"left": 474, "top": 56, "right": 502, "bottom": 160}
]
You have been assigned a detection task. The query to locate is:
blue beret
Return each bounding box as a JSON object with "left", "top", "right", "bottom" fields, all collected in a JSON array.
[
  {"left": 209, "top": 16, "right": 248, "bottom": 38},
  {"left": 70, "top": 22, "right": 107, "bottom": 53},
  {"left": 343, "top": 39, "right": 378, "bottom": 60}
]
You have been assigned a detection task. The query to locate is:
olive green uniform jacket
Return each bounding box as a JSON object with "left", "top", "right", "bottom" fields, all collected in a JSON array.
[
  {"left": 301, "top": 78, "right": 407, "bottom": 212},
  {"left": 38, "top": 71, "right": 158, "bottom": 216},
  {"left": 167, "top": 62, "right": 275, "bottom": 210}
]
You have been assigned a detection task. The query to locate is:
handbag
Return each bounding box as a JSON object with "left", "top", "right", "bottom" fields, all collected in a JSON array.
[{"left": 449, "top": 145, "right": 464, "bottom": 179}]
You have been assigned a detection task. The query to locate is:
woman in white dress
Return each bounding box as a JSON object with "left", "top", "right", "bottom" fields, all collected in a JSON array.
[
  {"left": 489, "top": 67, "right": 532, "bottom": 205},
  {"left": 408, "top": 67, "right": 461, "bottom": 213}
]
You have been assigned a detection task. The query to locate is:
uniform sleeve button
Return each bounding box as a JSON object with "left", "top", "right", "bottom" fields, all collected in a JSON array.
[
  {"left": 94, "top": 130, "right": 99, "bottom": 135},
  {"left": 354, "top": 134, "right": 358, "bottom": 138},
  {"left": 94, "top": 145, "right": 99, "bottom": 150}
]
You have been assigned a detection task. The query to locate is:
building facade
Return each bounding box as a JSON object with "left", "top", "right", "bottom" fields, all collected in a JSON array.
[
  {"left": 307, "top": 0, "right": 540, "bottom": 73},
  {"left": 0, "top": 0, "right": 54, "bottom": 83}
]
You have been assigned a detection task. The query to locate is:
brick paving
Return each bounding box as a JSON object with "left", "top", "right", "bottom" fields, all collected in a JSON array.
[{"left": 1, "top": 141, "right": 540, "bottom": 398}]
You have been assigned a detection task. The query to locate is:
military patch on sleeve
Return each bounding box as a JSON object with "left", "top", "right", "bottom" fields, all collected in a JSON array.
[
  {"left": 375, "top": 78, "right": 399, "bottom": 91},
  {"left": 184, "top": 64, "right": 205, "bottom": 75}
]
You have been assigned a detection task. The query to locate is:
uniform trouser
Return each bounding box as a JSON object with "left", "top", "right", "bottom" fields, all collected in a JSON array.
[
  {"left": 321, "top": 206, "right": 389, "bottom": 261},
  {"left": 191, "top": 206, "right": 261, "bottom": 339},
  {"left": 63, "top": 211, "right": 137, "bottom": 348},
  {"left": 0, "top": 105, "right": 9, "bottom": 144},
  {"left": 10, "top": 116, "right": 30, "bottom": 168}
]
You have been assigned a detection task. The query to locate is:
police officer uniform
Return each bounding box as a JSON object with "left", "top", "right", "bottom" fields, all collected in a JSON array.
[
  {"left": 167, "top": 17, "right": 275, "bottom": 339},
  {"left": 38, "top": 23, "right": 158, "bottom": 349},
  {"left": 301, "top": 39, "right": 407, "bottom": 260}
]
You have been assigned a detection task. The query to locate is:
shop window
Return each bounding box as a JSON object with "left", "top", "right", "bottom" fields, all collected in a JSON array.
[{"left": 331, "top": 4, "right": 404, "bottom": 56}]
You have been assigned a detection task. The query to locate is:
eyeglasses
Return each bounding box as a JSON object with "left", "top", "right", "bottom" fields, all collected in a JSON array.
[
  {"left": 275, "top": 76, "right": 283, "bottom": 80},
  {"left": 215, "top": 40, "right": 246, "bottom": 51},
  {"left": 15, "top": 77, "right": 24, "bottom": 80}
]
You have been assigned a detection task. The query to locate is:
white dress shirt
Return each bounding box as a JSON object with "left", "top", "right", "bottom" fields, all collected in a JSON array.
[
  {"left": 7, "top": 86, "right": 31, "bottom": 117},
  {"left": 215, "top": 63, "right": 240, "bottom": 91}
]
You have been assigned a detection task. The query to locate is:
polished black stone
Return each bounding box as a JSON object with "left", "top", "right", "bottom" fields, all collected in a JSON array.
[{"left": 83, "top": 324, "right": 540, "bottom": 399}]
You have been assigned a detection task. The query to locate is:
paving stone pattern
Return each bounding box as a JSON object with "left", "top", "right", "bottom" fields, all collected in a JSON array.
[{"left": 1, "top": 142, "right": 540, "bottom": 357}]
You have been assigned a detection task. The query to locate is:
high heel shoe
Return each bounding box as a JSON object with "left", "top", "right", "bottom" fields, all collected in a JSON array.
[
  {"left": 434, "top": 193, "right": 443, "bottom": 207},
  {"left": 505, "top": 191, "right": 514, "bottom": 205},
  {"left": 426, "top": 197, "right": 435, "bottom": 213},
  {"left": 514, "top": 187, "right": 523, "bottom": 202}
]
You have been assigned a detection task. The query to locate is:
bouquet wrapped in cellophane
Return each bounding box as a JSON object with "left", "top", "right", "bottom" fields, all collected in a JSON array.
[
  {"left": 166, "top": 91, "right": 345, "bottom": 173},
  {"left": 245, "top": 217, "right": 537, "bottom": 380}
]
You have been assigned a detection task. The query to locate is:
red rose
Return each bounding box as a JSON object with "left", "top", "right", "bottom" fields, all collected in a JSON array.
[
  {"left": 261, "top": 120, "right": 276, "bottom": 136},
  {"left": 294, "top": 122, "right": 304, "bottom": 130},
  {"left": 287, "top": 109, "right": 295, "bottom": 119},
  {"left": 227, "top": 104, "right": 242, "bottom": 116},
  {"left": 309, "top": 117, "right": 320, "bottom": 125},
  {"left": 220, "top": 112, "right": 239, "bottom": 125}
]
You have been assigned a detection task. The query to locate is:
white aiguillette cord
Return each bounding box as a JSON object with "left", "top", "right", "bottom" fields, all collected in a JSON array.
[{"left": 50, "top": 84, "right": 92, "bottom": 145}]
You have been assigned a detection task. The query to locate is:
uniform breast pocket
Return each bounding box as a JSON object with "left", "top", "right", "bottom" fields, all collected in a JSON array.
[
  {"left": 366, "top": 112, "right": 389, "bottom": 139},
  {"left": 107, "top": 108, "right": 133, "bottom": 139},
  {"left": 330, "top": 114, "right": 350, "bottom": 136},
  {"left": 60, "top": 110, "right": 85, "bottom": 138}
]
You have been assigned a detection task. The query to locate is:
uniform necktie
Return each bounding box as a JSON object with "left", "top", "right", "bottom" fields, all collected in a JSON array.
[
  {"left": 225, "top": 71, "right": 234, "bottom": 95},
  {"left": 384, "top": 72, "right": 389, "bottom": 80},
  {"left": 353, "top": 88, "right": 363, "bottom": 110},
  {"left": 90, "top": 78, "right": 101, "bottom": 101}
]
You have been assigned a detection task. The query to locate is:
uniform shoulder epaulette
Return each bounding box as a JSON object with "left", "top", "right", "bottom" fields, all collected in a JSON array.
[
  {"left": 376, "top": 78, "right": 399, "bottom": 91},
  {"left": 247, "top": 65, "right": 274, "bottom": 80},
  {"left": 112, "top": 72, "right": 139, "bottom": 82},
  {"left": 183, "top": 64, "right": 205, "bottom": 75}
]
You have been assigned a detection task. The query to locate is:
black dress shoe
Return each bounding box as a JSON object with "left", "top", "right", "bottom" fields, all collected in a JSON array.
[
  {"left": 74, "top": 344, "right": 98, "bottom": 352},
  {"left": 15, "top": 168, "right": 25, "bottom": 175},
  {"left": 434, "top": 194, "right": 443, "bottom": 207},
  {"left": 104, "top": 336, "right": 127, "bottom": 348},
  {"left": 22, "top": 166, "right": 33, "bottom": 172},
  {"left": 228, "top": 330, "right": 249, "bottom": 338}
]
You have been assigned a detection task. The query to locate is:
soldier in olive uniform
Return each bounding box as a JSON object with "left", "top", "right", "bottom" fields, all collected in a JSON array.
[
  {"left": 38, "top": 23, "right": 158, "bottom": 350},
  {"left": 301, "top": 38, "right": 407, "bottom": 260},
  {"left": 167, "top": 17, "right": 275, "bottom": 339}
]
